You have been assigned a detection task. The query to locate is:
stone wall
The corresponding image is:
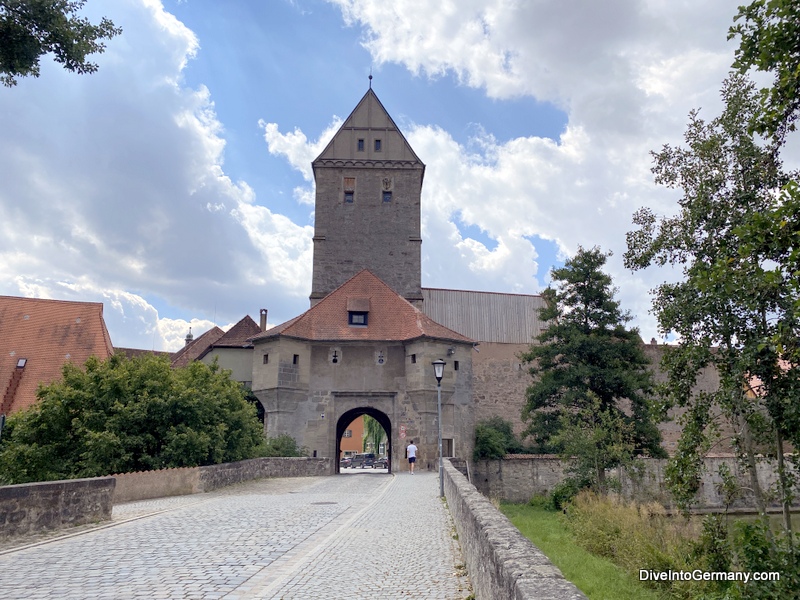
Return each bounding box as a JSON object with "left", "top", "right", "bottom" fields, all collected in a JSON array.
[
  {"left": 113, "top": 467, "right": 200, "bottom": 504},
  {"left": 113, "top": 457, "right": 332, "bottom": 503},
  {"left": 198, "top": 457, "right": 331, "bottom": 492},
  {"left": 443, "top": 459, "right": 587, "bottom": 600},
  {"left": 473, "top": 455, "right": 800, "bottom": 511},
  {"left": 0, "top": 477, "right": 115, "bottom": 537},
  {"left": 472, "top": 342, "right": 529, "bottom": 436}
]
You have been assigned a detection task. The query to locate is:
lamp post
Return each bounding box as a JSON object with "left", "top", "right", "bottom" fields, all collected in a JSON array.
[{"left": 432, "top": 359, "right": 445, "bottom": 498}]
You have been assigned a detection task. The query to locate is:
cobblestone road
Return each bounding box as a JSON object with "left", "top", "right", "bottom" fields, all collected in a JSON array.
[{"left": 0, "top": 472, "right": 471, "bottom": 599}]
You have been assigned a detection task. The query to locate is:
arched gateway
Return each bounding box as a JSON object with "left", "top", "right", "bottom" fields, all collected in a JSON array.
[{"left": 337, "top": 407, "right": 392, "bottom": 473}]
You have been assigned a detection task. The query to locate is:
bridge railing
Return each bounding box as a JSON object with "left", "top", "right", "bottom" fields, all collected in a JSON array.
[{"left": 443, "top": 458, "right": 587, "bottom": 600}]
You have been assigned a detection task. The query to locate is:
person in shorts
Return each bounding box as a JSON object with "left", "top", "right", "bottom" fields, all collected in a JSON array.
[{"left": 407, "top": 440, "right": 417, "bottom": 474}]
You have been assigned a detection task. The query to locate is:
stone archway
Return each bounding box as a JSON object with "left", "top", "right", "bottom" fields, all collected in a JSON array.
[{"left": 336, "top": 407, "right": 392, "bottom": 474}]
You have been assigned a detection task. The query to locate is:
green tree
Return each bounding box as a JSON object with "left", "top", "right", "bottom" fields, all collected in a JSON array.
[
  {"left": 262, "top": 433, "right": 307, "bottom": 458},
  {"left": 730, "top": 0, "right": 800, "bottom": 141},
  {"left": 0, "top": 354, "right": 266, "bottom": 483},
  {"left": 625, "top": 76, "right": 800, "bottom": 592},
  {"left": 0, "top": 0, "right": 121, "bottom": 87},
  {"left": 473, "top": 417, "right": 522, "bottom": 460},
  {"left": 552, "top": 392, "right": 636, "bottom": 494},
  {"left": 362, "top": 415, "right": 385, "bottom": 454},
  {"left": 521, "top": 246, "right": 665, "bottom": 492}
]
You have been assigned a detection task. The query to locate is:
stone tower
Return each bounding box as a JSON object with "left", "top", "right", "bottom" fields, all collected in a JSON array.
[{"left": 310, "top": 88, "right": 425, "bottom": 306}]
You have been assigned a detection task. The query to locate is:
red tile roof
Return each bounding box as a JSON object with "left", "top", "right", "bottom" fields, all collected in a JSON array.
[
  {"left": 170, "top": 326, "right": 225, "bottom": 368},
  {"left": 114, "top": 347, "right": 172, "bottom": 360},
  {"left": 212, "top": 315, "right": 262, "bottom": 348},
  {"left": 252, "top": 270, "right": 473, "bottom": 344},
  {"left": 0, "top": 296, "right": 114, "bottom": 414}
]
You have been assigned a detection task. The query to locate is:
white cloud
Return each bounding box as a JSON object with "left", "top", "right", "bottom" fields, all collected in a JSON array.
[
  {"left": 261, "top": 118, "right": 344, "bottom": 183},
  {"left": 0, "top": 0, "right": 312, "bottom": 347},
  {"left": 323, "top": 0, "right": 747, "bottom": 337}
]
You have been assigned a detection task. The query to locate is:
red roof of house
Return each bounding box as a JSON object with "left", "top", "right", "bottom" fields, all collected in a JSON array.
[
  {"left": 212, "top": 315, "right": 262, "bottom": 348},
  {"left": 251, "top": 270, "right": 473, "bottom": 344},
  {"left": 0, "top": 296, "right": 115, "bottom": 414},
  {"left": 170, "top": 326, "right": 225, "bottom": 368},
  {"left": 194, "top": 315, "right": 262, "bottom": 361}
]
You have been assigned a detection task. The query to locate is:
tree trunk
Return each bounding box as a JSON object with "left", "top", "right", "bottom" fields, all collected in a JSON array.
[{"left": 776, "top": 428, "right": 793, "bottom": 539}]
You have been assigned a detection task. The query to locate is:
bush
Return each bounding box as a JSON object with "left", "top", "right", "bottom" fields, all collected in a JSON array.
[
  {"left": 473, "top": 417, "right": 522, "bottom": 460},
  {"left": 564, "top": 491, "right": 745, "bottom": 599},
  {"left": 0, "top": 354, "right": 266, "bottom": 483},
  {"left": 550, "top": 478, "right": 585, "bottom": 511},
  {"left": 262, "top": 434, "right": 307, "bottom": 457}
]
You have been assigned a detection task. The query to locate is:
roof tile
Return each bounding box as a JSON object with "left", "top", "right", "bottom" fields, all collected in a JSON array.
[
  {"left": 0, "top": 296, "right": 114, "bottom": 414},
  {"left": 252, "top": 270, "right": 472, "bottom": 344}
]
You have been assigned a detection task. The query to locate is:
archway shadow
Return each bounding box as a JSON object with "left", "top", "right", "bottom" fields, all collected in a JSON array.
[{"left": 336, "top": 406, "right": 392, "bottom": 474}]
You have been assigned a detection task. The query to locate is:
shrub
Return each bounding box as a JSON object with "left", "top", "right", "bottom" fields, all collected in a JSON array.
[
  {"left": 0, "top": 354, "right": 266, "bottom": 483},
  {"left": 473, "top": 417, "right": 522, "bottom": 460},
  {"left": 550, "top": 478, "right": 585, "bottom": 511},
  {"left": 564, "top": 491, "right": 731, "bottom": 598},
  {"left": 262, "top": 434, "right": 307, "bottom": 457}
]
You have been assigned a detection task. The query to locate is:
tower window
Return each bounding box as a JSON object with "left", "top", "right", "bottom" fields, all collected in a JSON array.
[
  {"left": 293, "top": 354, "right": 299, "bottom": 365},
  {"left": 348, "top": 311, "right": 368, "bottom": 326},
  {"left": 382, "top": 191, "right": 392, "bottom": 203},
  {"left": 374, "top": 139, "right": 382, "bottom": 152},
  {"left": 454, "top": 360, "right": 459, "bottom": 371},
  {"left": 410, "top": 354, "right": 416, "bottom": 364},
  {"left": 262, "top": 354, "right": 269, "bottom": 364},
  {"left": 344, "top": 177, "right": 356, "bottom": 203},
  {"left": 357, "top": 139, "right": 364, "bottom": 152}
]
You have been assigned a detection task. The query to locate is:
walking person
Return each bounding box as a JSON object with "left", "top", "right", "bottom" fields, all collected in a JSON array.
[{"left": 407, "top": 440, "right": 417, "bottom": 474}]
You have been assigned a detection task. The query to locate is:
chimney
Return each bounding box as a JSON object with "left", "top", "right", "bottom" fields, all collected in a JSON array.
[{"left": 260, "top": 309, "right": 268, "bottom": 332}]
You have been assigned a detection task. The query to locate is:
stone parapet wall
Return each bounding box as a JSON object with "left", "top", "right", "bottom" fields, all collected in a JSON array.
[
  {"left": 113, "top": 457, "right": 332, "bottom": 503},
  {"left": 198, "top": 457, "right": 331, "bottom": 492},
  {"left": 0, "top": 477, "right": 115, "bottom": 537},
  {"left": 113, "top": 467, "right": 200, "bottom": 504},
  {"left": 473, "top": 455, "right": 799, "bottom": 511},
  {"left": 443, "top": 459, "right": 587, "bottom": 600}
]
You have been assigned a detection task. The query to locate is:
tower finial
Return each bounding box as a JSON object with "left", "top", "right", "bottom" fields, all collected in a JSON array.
[{"left": 369, "top": 67, "right": 372, "bottom": 89}]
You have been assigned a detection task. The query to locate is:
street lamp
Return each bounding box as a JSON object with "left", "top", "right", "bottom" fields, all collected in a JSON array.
[{"left": 432, "top": 358, "right": 446, "bottom": 498}]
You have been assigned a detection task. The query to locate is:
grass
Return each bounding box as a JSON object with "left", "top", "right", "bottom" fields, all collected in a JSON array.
[{"left": 501, "top": 502, "right": 665, "bottom": 600}]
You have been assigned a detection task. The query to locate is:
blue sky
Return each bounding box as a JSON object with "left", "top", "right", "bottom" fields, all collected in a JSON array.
[{"left": 0, "top": 0, "right": 763, "bottom": 350}]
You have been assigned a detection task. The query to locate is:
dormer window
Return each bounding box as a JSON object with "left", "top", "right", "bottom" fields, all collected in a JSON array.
[
  {"left": 348, "top": 311, "right": 368, "bottom": 326},
  {"left": 346, "top": 296, "right": 370, "bottom": 327}
]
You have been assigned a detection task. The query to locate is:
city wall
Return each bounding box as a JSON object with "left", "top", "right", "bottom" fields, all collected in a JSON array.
[{"left": 473, "top": 455, "right": 798, "bottom": 511}]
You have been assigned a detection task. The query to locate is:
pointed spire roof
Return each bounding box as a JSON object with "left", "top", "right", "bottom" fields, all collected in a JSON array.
[
  {"left": 313, "top": 88, "right": 424, "bottom": 176},
  {"left": 251, "top": 270, "right": 471, "bottom": 344}
]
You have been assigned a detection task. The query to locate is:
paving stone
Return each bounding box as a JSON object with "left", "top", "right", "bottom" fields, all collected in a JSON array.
[{"left": 0, "top": 472, "right": 471, "bottom": 599}]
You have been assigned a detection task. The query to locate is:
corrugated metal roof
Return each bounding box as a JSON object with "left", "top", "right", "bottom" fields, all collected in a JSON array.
[{"left": 420, "top": 288, "right": 546, "bottom": 344}]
